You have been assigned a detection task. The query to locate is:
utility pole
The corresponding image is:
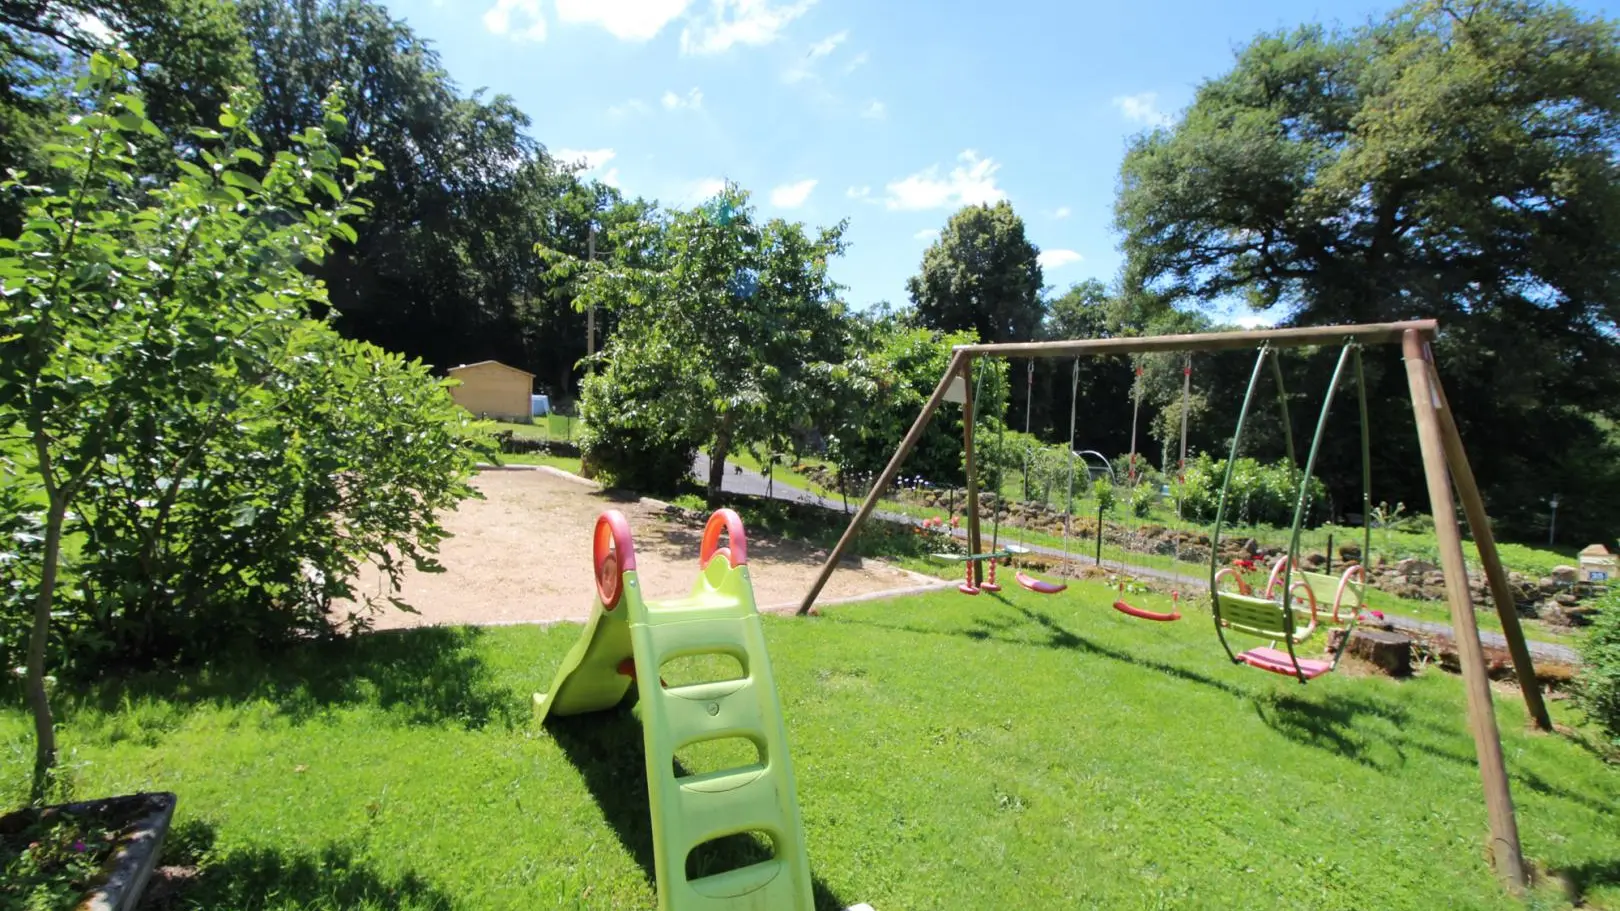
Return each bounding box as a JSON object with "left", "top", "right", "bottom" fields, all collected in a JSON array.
[
  {"left": 1548, "top": 494, "right": 1560, "bottom": 547},
  {"left": 585, "top": 222, "right": 597, "bottom": 359}
]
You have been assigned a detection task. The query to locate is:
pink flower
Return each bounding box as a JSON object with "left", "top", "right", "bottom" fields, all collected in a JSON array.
[{"left": 73, "top": 840, "right": 86, "bottom": 853}]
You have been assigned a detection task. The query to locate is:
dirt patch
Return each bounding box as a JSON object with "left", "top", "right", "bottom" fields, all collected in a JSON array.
[{"left": 344, "top": 468, "right": 925, "bottom": 629}]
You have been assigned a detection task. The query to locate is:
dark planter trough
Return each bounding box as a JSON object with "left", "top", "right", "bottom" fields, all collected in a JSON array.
[{"left": 0, "top": 791, "right": 177, "bottom": 911}]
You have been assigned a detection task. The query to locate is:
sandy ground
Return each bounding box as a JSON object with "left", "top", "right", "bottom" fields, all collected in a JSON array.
[{"left": 344, "top": 468, "right": 930, "bottom": 630}]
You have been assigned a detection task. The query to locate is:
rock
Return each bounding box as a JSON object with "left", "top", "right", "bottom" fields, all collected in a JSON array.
[
  {"left": 1508, "top": 571, "right": 1526, "bottom": 585},
  {"left": 1303, "top": 552, "right": 1327, "bottom": 569},
  {"left": 1339, "top": 543, "right": 1362, "bottom": 562},
  {"left": 1555, "top": 592, "right": 1579, "bottom": 607},
  {"left": 1396, "top": 558, "right": 1438, "bottom": 578},
  {"left": 1550, "top": 565, "right": 1579, "bottom": 584},
  {"left": 1240, "top": 537, "right": 1261, "bottom": 556},
  {"left": 1328, "top": 628, "right": 1414, "bottom": 677},
  {"left": 1423, "top": 570, "right": 1445, "bottom": 587}
]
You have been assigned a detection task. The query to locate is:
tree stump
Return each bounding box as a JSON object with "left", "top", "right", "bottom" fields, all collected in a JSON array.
[{"left": 1328, "top": 628, "right": 1413, "bottom": 677}]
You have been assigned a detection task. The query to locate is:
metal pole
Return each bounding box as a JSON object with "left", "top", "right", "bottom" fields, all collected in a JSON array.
[
  {"left": 1548, "top": 495, "right": 1559, "bottom": 547},
  {"left": 1401, "top": 329, "right": 1527, "bottom": 891},
  {"left": 586, "top": 223, "right": 597, "bottom": 359}
]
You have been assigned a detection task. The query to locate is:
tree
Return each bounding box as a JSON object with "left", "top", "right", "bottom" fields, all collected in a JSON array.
[
  {"left": 0, "top": 55, "right": 481, "bottom": 795},
  {"left": 1115, "top": 0, "right": 1620, "bottom": 539},
  {"left": 576, "top": 185, "right": 850, "bottom": 501},
  {"left": 826, "top": 324, "right": 984, "bottom": 486},
  {"left": 907, "top": 201, "right": 1045, "bottom": 345}
]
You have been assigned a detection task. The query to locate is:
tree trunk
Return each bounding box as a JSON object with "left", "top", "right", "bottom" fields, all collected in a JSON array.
[
  {"left": 27, "top": 491, "right": 66, "bottom": 802},
  {"left": 707, "top": 421, "right": 734, "bottom": 505}
]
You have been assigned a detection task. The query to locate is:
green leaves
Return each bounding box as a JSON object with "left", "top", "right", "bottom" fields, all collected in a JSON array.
[{"left": 0, "top": 54, "right": 457, "bottom": 685}]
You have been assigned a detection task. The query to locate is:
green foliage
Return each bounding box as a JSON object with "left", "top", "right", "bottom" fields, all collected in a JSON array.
[
  {"left": 576, "top": 368, "right": 703, "bottom": 493},
  {"left": 1092, "top": 476, "right": 1116, "bottom": 514},
  {"left": 825, "top": 324, "right": 981, "bottom": 485},
  {"left": 575, "top": 185, "right": 847, "bottom": 498},
  {"left": 1576, "top": 590, "right": 1620, "bottom": 746},
  {"left": 0, "top": 53, "right": 482, "bottom": 755},
  {"left": 907, "top": 201, "right": 1044, "bottom": 344},
  {"left": 1115, "top": 0, "right": 1620, "bottom": 542},
  {"left": 1128, "top": 481, "right": 1158, "bottom": 518},
  {"left": 1, "top": 802, "right": 122, "bottom": 910},
  {"left": 1180, "top": 453, "right": 1327, "bottom": 527}
]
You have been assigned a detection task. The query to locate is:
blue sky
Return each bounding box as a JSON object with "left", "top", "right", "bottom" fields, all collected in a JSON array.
[{"left": 387, "top": 0, "right": 1617, "bottom": 321}]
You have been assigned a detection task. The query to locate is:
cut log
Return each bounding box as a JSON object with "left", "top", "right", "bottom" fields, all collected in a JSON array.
[{"left": 1328, "top": 628, "right": 1414, "bottom": 677}]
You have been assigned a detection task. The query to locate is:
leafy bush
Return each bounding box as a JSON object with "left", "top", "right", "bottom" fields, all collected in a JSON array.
[
  {"left": 1092, "top": 477, "right": 1117, "bottom": 514},
  {"left": 1129, "top": 483, "right": 1158, "bottom": 518},
  {"left": 0, "top": 51, "right": 485, "bottom": 774},
  {"left": 1180, "top": 453, "right": 1328, "bottom": 527},
  {"left": 577, "top": 367, "right": 702, "bottom": 494},
  {"left": 1576, "top": 591, "right": 1620, "bottom": 746}
]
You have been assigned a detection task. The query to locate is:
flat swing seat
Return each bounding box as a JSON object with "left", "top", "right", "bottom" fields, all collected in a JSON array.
[
  {"left": 1237, "top": 646, "right": 1334, "bottom": 679},
  {"left": 928, "top": 550, "right": 1012, "bottom": 563},
  {"left": 1015, "top": 571, "right": 1066, "bottom": 594},
  {"left": 1112, "top": 599, "right": 1180, "bottom": 622}
]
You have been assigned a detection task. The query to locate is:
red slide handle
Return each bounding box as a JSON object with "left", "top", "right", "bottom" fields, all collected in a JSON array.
[
  {"left": 594, "top": 510, "right": 637, "bottom": 610},
  {"left": 701, "top": 508, "right": 748, "bottom": 568}
]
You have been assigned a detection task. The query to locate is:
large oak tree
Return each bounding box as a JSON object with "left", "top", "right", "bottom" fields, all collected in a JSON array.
[{"left": 1116, "top": 0, "right": 1620, "bottom": 540}]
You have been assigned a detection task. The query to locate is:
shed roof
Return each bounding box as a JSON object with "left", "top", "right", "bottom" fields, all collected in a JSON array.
[
  {"left": 448, "top": 360, "right": 535, "bottom": 378},
  {"left": 1579, "top": 543, "right": 1613, "bottom": 557}
]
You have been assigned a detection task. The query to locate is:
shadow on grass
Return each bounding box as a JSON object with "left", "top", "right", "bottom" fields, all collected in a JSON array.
[
  {"left": 74, "top": 626, "right": 522, "bottom": 733},
  {"left": 831, "top": 592, "right": 1620, "bottom": 818},
  {"left": 831, "top": 592, "right": 1249, "bottom": 700},
  {"left": 142, "top": 819, "right": 456, "bottom": 910},
  {"left": 546, "top": 702, "right": 853, "bottom": 911},
  {"left": 1552, "top": 856, "right": 1620, "bottom": 907}
]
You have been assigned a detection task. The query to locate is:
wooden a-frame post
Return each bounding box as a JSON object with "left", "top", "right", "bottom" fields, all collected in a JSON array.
[
  {"left": 1401, "top": 329, "right": 1527, "bottom": 889},
  {"left": 796, "top": 319, "right": 1539, "bottom": 891}
]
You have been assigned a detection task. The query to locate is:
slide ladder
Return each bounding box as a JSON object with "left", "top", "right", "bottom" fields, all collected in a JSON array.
[{"left": 535, "top": 508, "right": 814, "bottom": 911}]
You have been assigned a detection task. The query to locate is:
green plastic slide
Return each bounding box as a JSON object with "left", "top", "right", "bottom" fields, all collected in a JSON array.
[{"left": 535, "top": 508, "right": 815, "bottom": 911}]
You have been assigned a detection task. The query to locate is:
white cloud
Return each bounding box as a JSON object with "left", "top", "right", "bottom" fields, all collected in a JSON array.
[
  {"left": 1112, "top": 92, "right": 1171, "bottom": 127},
  {"left": 914, "top": 228, "right": 939, "bottom": 241},
  {"left": 846, "top": 185, "right": 870, "bottom": 199},
  {"left": 1053, "top": 206, "right": 1071, "bottom": 219},
  {"left": 860, "top": 100, "right": 886, "bottom": 120},
  {"left": 681, "top": 0, "right": 815, "bottom": 55},
  {"left": 769, "top": 178, "right": 818, "bottom": 208},
  {"left": 808, "top": 29, "right": 847, "bottom": 58},
  {"left": 662, "top": 87, "right": 704, "bottom": 110},
  {"left": 555, "top": 0, "right": 692, "bottom": 40},
  {"left": 683, "top": 177, "right": 728, "bottom": 204},
  {"left": 1037, "top": 249, "right": 1084, "bottom": 270},
  {"left": 483, "top": 0, "right": 546, "bottom": 40},
  {"left": 607, "top": 99, "right": 651, "bottom": 119},
  {"left": 601, "top": 168, "right": 622, "bottom": 189},
  {"left": 553, "top": 148, "right": 617, "bottom": 171},
  {"left": 843, "top": 51, "right": 869, "bottom": 74},
  {"left": 882, "top": 150, "right": 1006, "bottom": 211}
]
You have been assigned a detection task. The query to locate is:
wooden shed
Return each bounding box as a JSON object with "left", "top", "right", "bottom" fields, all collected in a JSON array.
[{"left": 447, "top": 360, "right": 534, "bottom": 422}]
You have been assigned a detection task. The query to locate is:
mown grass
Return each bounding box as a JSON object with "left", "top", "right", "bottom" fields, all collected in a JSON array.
[
  {"left": 2, "top": 583, "right": 1615, "bottom": 910},
  {"left": 489, "top": 452, "right": 583, "bottom": 474},
  {"left": 493, "top": 415, "right": 581, "bottom": 443}
]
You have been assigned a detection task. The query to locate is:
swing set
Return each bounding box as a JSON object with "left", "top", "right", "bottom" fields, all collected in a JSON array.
[{"left": 798, "top": 319, "right": 1551, "bottom": 892}]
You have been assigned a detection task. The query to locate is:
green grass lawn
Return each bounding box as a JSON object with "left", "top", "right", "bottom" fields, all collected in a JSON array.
[
  {"left": 4, "top": 583, "right": 1614, "bottom": 910},
  {"left": 489, "top": 451, "right": 583, "bottom": 474},
  {"left": 493, "top": 415, "right": 581, "bottom": 443}
]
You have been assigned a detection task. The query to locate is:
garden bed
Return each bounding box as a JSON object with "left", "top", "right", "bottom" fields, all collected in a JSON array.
[{"left": 1, "top": 792, "right": 176, "bottom": 911}]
